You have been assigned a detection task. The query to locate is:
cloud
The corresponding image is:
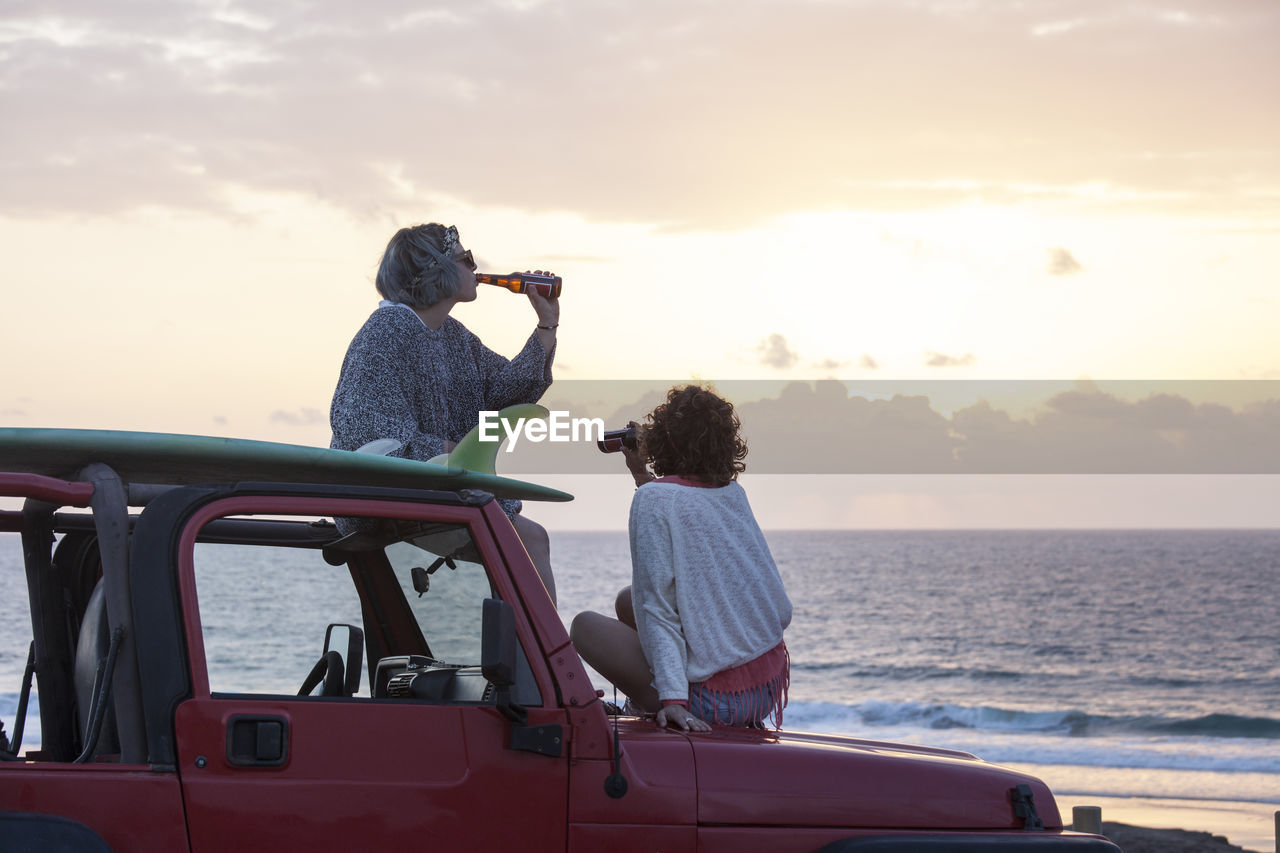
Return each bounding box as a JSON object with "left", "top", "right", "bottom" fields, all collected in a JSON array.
[
  {"left": 1, "top": 1, "right": 1276, "bottom": 226},
  {"left": 1047, "top": 247, "right": 1083, "bottom": 275},
  {"left": 467, "top": 379, "right": 1280, "bottom": 474},
  {"left": 269, "top": 407, "right": 324, "bottom": 426},
  {"left": 925, "top": 351, "right": 977, "bottom": 367},
  {"left": 1030, "top": 6, "right": 1234, "bottom": 39},
  {"left": 816, "top": 358, "right": 850, "bottom": 371},
  {"left": 757, "top": 334, "right": 799, "bottom": 370},
  {"left": 859, "top": 354, "right": 880, "bottom": 370},
  {"left": 557, "top": 380, "right": 1280, "bottom": 473},
  {"left": 951, "top": 387, "right": 1280, "bottom": 473},
  {"left": 737, "top": 382, "right": 956, "bottom": 474}
]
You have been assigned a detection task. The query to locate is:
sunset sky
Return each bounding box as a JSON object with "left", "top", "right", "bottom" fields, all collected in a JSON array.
[{"left": 2, "top": 0, "right": 1277, "bottom": 527}]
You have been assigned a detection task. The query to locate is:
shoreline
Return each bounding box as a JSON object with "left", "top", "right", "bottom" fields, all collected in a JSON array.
[
  {"left": 1004, "top": 761, "right": 1278, "bottom": 852},
  {"left": 1055, "top": 794, "right": 1275, "bottom": 852}
]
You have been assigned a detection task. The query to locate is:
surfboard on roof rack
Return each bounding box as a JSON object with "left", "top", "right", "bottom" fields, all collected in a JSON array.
[{"left": 0, "top": 426, "right": 572, "bottom": 503}]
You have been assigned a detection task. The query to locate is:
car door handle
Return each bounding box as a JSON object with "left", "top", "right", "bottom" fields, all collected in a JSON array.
[{"left": 226, "top": 714, "right": 289, "bottom": 767}]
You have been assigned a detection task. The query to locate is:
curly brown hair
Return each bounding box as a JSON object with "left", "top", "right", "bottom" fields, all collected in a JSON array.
[{"left": 639, "top": 385, "right": 747, "bottom": 487}]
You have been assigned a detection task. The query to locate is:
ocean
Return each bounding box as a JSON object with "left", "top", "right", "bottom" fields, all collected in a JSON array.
[
  {"left": 3, "top": 528, "right": 1278, "bottom": 815},
  {"left": 554, "top": 529, "right": 1280, "bottom": 810}
]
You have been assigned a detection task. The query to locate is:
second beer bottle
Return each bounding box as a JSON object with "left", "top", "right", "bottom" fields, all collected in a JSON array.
[{"left": 476, "top": 271, "right": 562, "bottom": 299}]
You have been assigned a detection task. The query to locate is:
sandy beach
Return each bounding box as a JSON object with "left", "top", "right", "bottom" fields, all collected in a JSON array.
[{"left": 1056, "top": 794, "right": 1276, "bottom": 852}]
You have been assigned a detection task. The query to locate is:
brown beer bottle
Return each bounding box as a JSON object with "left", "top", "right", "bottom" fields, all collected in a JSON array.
[
  {"left": 597, "top": 426, "right": 638, "bottom": 453},
  {"left": 476, "top": 271, "right": 562, "bottom": 299}
]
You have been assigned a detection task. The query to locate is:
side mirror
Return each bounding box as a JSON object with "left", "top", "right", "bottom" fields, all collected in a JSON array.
[
  {"left": 480, "top": 599, "right": 515, "bottom": 687},
  {"left": 481, "top": 599, "right": 563, "bottom": 757},
  {"left": 481, "top": 599, "right": 525, "bottom": 724},
  {"left": 324, "top": 623, "right": 365, "bottom": 697}
]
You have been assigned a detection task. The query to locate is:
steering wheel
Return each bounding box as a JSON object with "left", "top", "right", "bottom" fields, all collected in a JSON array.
[{"left": 298, "top": 650, "right": 346, "bottom": 697}]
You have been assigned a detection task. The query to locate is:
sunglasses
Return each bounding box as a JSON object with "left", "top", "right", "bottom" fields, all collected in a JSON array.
[{"left": 455, "top": 248, "right": 476, "bottom": 270}]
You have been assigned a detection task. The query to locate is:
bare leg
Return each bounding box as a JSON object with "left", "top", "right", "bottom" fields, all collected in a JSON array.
[
  {"left": 569, "top": 611, "right": 659, "bottom": 712},
  {"left": 615, "top": 585, "right": 636, "bottom": 629},
  {"left": 511, "top": 513, "right": 556, "bottom": 607}
]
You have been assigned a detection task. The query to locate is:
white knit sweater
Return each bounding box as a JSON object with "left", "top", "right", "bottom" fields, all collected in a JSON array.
[{"left": 628, "top": 480, "right": 792, "bottom": 703}]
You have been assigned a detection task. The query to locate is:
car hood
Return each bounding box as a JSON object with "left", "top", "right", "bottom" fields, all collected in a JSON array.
[{"left": 686, "top": 727, "right": 1062, "bottom": 830}]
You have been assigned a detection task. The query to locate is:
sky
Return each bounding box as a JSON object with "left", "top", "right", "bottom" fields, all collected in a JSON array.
[{"left": 2, "top": 0, "right": 1278, "bottom": 528}]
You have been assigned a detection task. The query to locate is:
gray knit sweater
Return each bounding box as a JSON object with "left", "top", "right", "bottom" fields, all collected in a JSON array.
[
  {"left": 330, "top": 304, "right": 554, "bottom": 511},
  {"left": 628, "top": 480, "right": 792, "bottom": 703}
]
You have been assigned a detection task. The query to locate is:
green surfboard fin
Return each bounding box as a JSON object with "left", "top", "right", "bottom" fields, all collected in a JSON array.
[{"left": 427, "top": 403, "right": 550, "bottom": 475}]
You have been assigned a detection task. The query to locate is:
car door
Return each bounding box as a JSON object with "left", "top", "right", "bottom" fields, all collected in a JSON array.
[
  {"left": 171, "top": 493, "right": 569, "bottom": 852},
  {"left": 0, "top": 477, "right": 190, "bottom": 853}
]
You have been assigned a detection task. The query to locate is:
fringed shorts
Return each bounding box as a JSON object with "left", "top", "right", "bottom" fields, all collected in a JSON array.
[{"left": 686, "top": 642, "right": 789, "bottom": 729}]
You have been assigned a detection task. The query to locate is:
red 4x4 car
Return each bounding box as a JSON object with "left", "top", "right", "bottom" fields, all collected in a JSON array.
[{"left": 0, "top": 429, "right": 1119, "bottom": 852}]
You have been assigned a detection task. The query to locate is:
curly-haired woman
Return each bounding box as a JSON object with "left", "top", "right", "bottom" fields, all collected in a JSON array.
[
  {"left": 330, "top": 223, "right": 560, "bottom": 603},
  {"left": 571, "top": 385, "right": 792, "bottom": 731}
]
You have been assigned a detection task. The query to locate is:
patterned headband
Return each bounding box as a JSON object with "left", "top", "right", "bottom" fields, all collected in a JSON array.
[
  {"left": 411, "top": 225, "right": 460, "bottom": 288},
  {"left": 423, "top": 225, "right": 459, "bottom": 270}
]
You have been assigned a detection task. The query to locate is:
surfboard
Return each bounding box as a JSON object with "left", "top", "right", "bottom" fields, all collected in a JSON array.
[{"left": 0, "top": 428, "right": 572, "bottom": 502}]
